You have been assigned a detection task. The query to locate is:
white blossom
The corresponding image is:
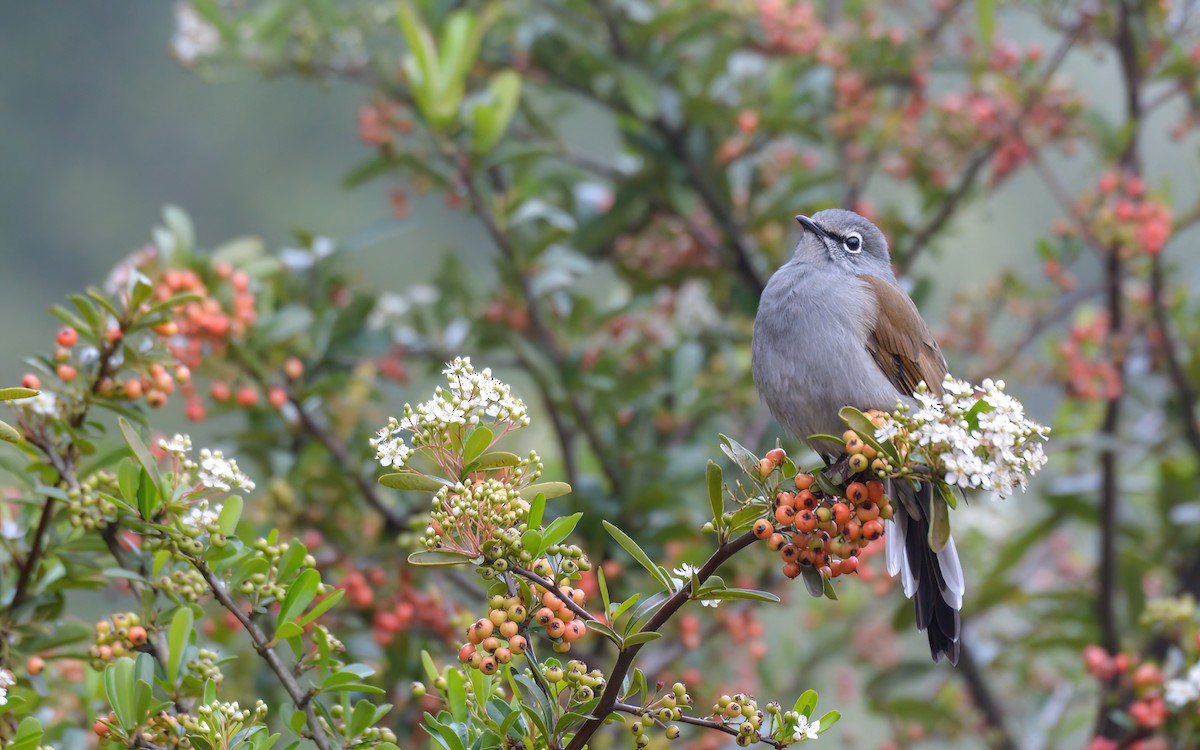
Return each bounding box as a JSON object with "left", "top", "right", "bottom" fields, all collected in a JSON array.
[
  {"left": 0, "top": 668, "right": 14, "bottom": 706},
  {"left": 1165, "top": 660, "right": 1200, "bottom": 708},
  {"left": 790, "top": 714, "right": 820, "bottom": 741},
  {"left": 671, "top": 564, "right": 719, "bottom": 608},
  {"left": 171, "top": 2, "right": 220, "bottom": 65},
  {"left": 197, "top": 449, "right": 255, "bottom": 492},
  {"left": 901, "top": 376, "right": 1049, "bottom": 497},
  {"left": 159, "top": 433, "right": 192, "bottom": 459},
  {"left": 14, "top": 390, "right": 58, "bottom": 417}
]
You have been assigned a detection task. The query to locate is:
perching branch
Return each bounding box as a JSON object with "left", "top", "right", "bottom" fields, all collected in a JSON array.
[
  {"left": 564, "top": 531, "right": 759, "bottom": 750},
  {"left": 191, "top": 558, "right": 335, "bottom": 750},
  {"left": 613, "top": 702, "right": 786, "bottom": 749}
]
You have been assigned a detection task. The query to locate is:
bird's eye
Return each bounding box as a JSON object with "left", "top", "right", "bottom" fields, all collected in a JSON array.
[{"left": 843, "top": 232, "right": 863, "bottom": 254}]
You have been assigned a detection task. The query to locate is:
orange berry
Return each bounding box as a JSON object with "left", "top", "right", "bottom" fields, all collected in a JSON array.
[
  {"left": 782, "top": 561, "right": 802, "bottom": 579},
  {"left": 774, "top": 505, "right": 796, "bottom": 525},
  {"left": 563, "top": 619, "right": 586, "bottom": 642},
  {"left": 737, "top": 108, "right": 760, "bottom": 134},
  {"left": 481, "top": 636, "right": 500, "bottom": 653},
  {"left": 458, "top": 643, "right": 476, "bottom": 662},
  {"left": 845, "top": 437, "right": 864, "bottom": 454},
  {"left": 856, "top": 501, "right": 880, "bottom": 521},
  {"left": 753, "top": 519, "right": 774, "bottom": 539},
  {"left": 56, "top": 364, "right": 77, "bottom": 382},
  {"left": 56, "top": 327, "right": 78, "bottom": 347},
  {"left": 765, "top": 447, "right": 787, "bottom": 466},
  {"left": 235, "top": 386, "right": 258, "bottom": 407},
  {"left": 20, "top": 373, "right": 40, "bottom": 390},
  {"left": 209, "top": 381, "right": 231, "bottom": 402},
  {"left": 146, "top": 389, "right": 167, "bottom": 408},
  {"left": 557, "top": 607, "right": 576, "bottom": 623},
  {"left": 128, "top": 626, "right": 148, "bottom": 645},
  {"left": 841, "top": 556, "right": 859, "bottom": 574},
  {"left": 508, "top": 635, "right": 528, "bottom": 654},
  {"left": 867, "top": 480, "right": 885, "bottom": 502},
  {"left": 780, "top": 544, "right": 800, "bottom": 563},
  {"left": 776, "top": 491, "right": 796, "bottom": 508},
  {"left": 794, "top": 473, "right": 814, "bottom": 490},
  {"left": 767, "top": 533, "right": 787, "bottom": 551},
  {"left": 795, "top": 489, "right": 818, "bottom": 511},
  {"left": 542, "top": 592, "right": 564, "bottom": 610},
  {"left": 862, "top": 519, "right": 884, "bottom": 541},
  {"left": 185, "top": 400, "right": 206, "bottom": 422},
  {"left": 545, "top": 619, "right": 566, "bottom": 638},
  {"left": 569, "top": 589, "right": 586, "bottom": 605},
  {"left": 756, "top": 457, "right": 774, "bottom": 477},
  {"left": 535, "top": 607, "right": 555, "bottom": 625},
  {"left": 283, "top": 357, "right": 304, "bottom": 380},
  {"left": 499, "top": 621, "right": 519, "bottom": 638},
  {"left": 479, "top": 656, "right": 498, "bottom": 674},
  {"left": 94, "top": 719, "right": 110, "bottom": 737},
  {"left": 268, "top": 387, "right": 288, "bottom": 409},
  {"left": 469, "top": 618, "right": 494, "bottom": 641},
  {"left": 106, "top": 327, "right": 123, "bottom": 343},
  {"left": 844, "top": 521, "right": 861, "bottom": 541},
  {"left": 495, "top": 647, "right": 513, "bottom": 663},
  {"left": 26, "top": 655, "right": 45, "bottom": 675},
  {"left": 794, "top": 510, "right": 817, "bottom": 533},
  {"left": 845, "top": 482, "right": 868, "bottom": 504},
  {"left": 832, "top": 502, "right": 851, "bottom": 527}
]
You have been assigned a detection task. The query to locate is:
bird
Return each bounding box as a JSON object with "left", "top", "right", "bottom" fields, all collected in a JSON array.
[{"left": 750, "top": 208, "right": 963, "bottom": 664}]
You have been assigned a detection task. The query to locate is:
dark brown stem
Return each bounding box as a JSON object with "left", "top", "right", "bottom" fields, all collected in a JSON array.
[
  {"left": 509, "top": 564, "right": 597, "bottom": 623},
  {"left": 564, "top": 531, "right": 758, "bottom": 750},
  {"left": 957, "top": 640, "right": 1017, "bottom": 750},
  {"left": 1149, "top": 255, "right": 1200, "bottom": 460},
  {"left": 8, "top": 492, "right": 58, "bottom": 613},
  {"left": 613, "top": 702, "right": 785, "bottom": 748},
  {"left": 191, "top": 558, "right": 335, "bottom": 750}
]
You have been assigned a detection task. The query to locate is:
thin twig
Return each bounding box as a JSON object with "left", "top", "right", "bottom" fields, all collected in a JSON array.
[
  {"left": 564, "top": 531, "right": 759, "bottom": 750},
  {"left": 192, "top": 558, "right": 335, "bottom": 750},
  {"left": 613, "top": 702, "right": 786, "bottom": 748},
  {"left": 957, "top": 640, "right": 1017, "bottom": 750},
  {"left": 509, "top": 564, "right": 597, "bottom": 623},
  {"left": 1149, "top": 255, "right": 1200, "bottom": 460}
]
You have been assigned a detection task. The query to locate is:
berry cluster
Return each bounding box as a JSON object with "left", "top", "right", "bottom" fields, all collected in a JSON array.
[
  {"left": 324, "top": 703, "right": 398, "bottom": 746},
  {"left": 233, "top": 538, "right": 323, "bottom": 603},
  {"left": 1083, "top": 646, "right": 1168, "bottom": 730},
  {"left": 752, "top": 448, "right": 892, "bottom": 583},
  {"left": 542, "top": 659, "right": 607, "bottom": 704},
  {"left": 421, "top": 473, "right": 544, "bottom": 562},
  {"left": 459, "top": 596, "right": 531, "bottom": 675},
  {"left": 340, "top": 569, "right": 454, "bottom": 646},
  {"left": 154, "top": 567, "right": 209, "bottom": 603},
  {"left": 711, "top": 693, "right": 768, "bottom": 746},
  {"left": 627, "top": 683, "right": 694, "bottom": 746},
  {"left": 65, "top": 470, "right": 121, "bottom": 530},
  {"left": 87, "top": 613, "right": 150, "bottom": 670}
]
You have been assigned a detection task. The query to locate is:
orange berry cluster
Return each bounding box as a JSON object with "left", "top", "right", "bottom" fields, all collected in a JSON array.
[
  {"left": 87, "top": 613, "right": 149, "bottom": 669},
  {"left": 752, "top": 453, "right": 893, "bottom": 583},
  {"left": 458, "top": 596, "right": 531, "bottom": 675},
  {"left": 1083, "top": 645, "right": 1169, "bottom": 730}
]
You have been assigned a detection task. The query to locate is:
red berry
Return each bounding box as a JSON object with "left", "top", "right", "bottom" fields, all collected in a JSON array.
[
  {"left": 235, "top": 386, "right": 258, "bottom": 407},
  {"left": 20, "top": 373, "right": 40, "bottom": 390},
  {"left": 845, "top": 482, "right": 868, "bottom": 504},
  {"left": 794, "top": 473, "right": 814, "bottom": 490},
  {"left": 765, "top": 447, "right": 787, "bottom": 466},
  {"left": 210, "top": 381, "right": 231, "bottom": 402},
  {"left": 283, "top": 357, "right": 304, "bottom": 380},
  {"left": 56, "top": 364, "right": 77, "bottom": 382},
  {"left": 774, "top": 505, "right": 796, "bottom": 525},
  {"left": 268, "top": 387, "right": 288, "bottom": 409},
  {"left": 56, "top": 327, "right": 78, "bottom": 347}
]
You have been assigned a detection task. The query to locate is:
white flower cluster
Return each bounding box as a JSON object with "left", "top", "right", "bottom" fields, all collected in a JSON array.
[
  {"left": 372, "top": 357, "right": 530, "bottom": 469},
  {"left": 903, "top": 376, "right": 1049, "bottom": 496},
  {"left": 13, "top": 390, "right": 58, "bottom": 418},
  {"left": 1165, "top": 660, "right": 1200, "bottom": 708},
  {"left": 0, "top": 668, "right": 14, "bottom": 706},
  {"left": 197, "top": 448, "right": 256, "bottom": 492},
  {"left": 785, "top": 712, "right": 820, "bottom": 742},
  {"left": 171, "top": 2, "right": 221, "bottom": 66}
]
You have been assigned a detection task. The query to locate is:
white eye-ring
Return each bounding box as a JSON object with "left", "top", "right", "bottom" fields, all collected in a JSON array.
[{"left": 843, "top": 231, "right": 863, "bottom": 254}]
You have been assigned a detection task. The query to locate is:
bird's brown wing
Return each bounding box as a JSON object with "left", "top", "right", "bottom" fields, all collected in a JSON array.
[{"left": 858, "top": 274, "right": 947, "bottom": 397}]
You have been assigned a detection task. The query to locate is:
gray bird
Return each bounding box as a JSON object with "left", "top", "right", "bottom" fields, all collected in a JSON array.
[{"left": 751, "top": 208, "right": 964, "bottom": 663}]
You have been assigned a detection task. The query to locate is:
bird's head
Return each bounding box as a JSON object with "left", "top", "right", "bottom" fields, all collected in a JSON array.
[{"left": 791, "top": 209, "right": 893, "bottom": 277}]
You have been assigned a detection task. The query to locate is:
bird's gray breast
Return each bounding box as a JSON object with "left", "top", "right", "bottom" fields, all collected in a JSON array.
[{"left": 751, "top": 262, "right": 904, "bottom": 446}]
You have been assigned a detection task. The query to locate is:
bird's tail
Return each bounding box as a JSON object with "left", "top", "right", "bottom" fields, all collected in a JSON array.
[{"left": 885, "top": 479, "right": 963, "bottom": 664}]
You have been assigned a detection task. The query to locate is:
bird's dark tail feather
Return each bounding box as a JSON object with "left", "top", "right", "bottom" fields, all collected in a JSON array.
[{"left": 893, "top": 480, "right": 962, "bottom": 664}]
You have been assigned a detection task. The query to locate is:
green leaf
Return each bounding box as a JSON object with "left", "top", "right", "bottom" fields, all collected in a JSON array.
[
  {"left": 218, "top": 495, "right": 243, "bottom": 535},
  {"left": 421, "top": 650, "right": 440, "bottom": 684},
  {"left": 470, "top": 69, "right": 522, "bottom": 154},
  {"left": 597, "top": 565, "right": 611, "bottom": 619},
  {"left": 527, "top": 492, "right": 546, "bottom": 530},
  {"left": 585, "top": 620, "right": 623, "bottom": 647},
  {"left": 6, "top": 718, "right": 45, "bottom": 750},
  {"left": 935, "top": 479, "right": 958, "bottom": 511},
  {"left": 816, "top": 709, "right": 841, "bottom": 733},
  {"left": 622, "top": 631, "right": 663, "bottom": 648},
  {"left": 297, "top": 587, "right": 345, "bottom": 627},
  {"left": 977, "top": 0, "right": 995, "bottom": 51},
  {"left": 541, "top": 512, "right": 582, "bottom": 549},
  {"left": 706, "top": 460, "right": 724, "bottom": 525},
  {"left": 602, "top": 520, "right": 673, "bottom": 592},
  {"left": 0, "top": 387, "right": 38, "bottom": 401},
  {"left": 800, "top": 565, "right": 825, "bottom": 599},
  {"left": 928, "top": 490, "right": 951, "bottom": 553},
  {"left": 718, "top": 434, "right": 760, "bottom": 477},
  {"left": 521, "top": 529, "right": 543, "bottom": 557},
  {"left": 0, "top": 418, "right": 19, "bottom": 443},
  {"left": 277, "top": 568, "right": 321, "bottom": 626},
  {"left": 463, "top": 426, "right": 494, "bottom": 465},
  {"left": 118, "top": 417, "right": 161, "bottom": 494},
  {"left": 838, "top": 406, "right": 898, "bottom": 463},
  {"left": 167, "top": 607, "right": 194, "bottom": 684},
  {"left": 407, "top": 550, "right": 474, "bottom": 566},
  {"left": 473, "top": 451, "right": 522, "bottom": 471},
  {"left": 519, "top": 482, "right": 572, "bottom": 501},
  {"left": 379, "top": 471, "right": 446, "bottom": 493},
  {"left": 697, "top": 588, "right": 780, "bottom": 603},
  {"left": 793, "top": 688, "right": 818, "bottom": 718}
]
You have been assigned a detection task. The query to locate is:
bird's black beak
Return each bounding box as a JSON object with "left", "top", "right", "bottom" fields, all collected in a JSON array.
[{"left": 795, "top": 215, "right": 825, "bottom": 238}]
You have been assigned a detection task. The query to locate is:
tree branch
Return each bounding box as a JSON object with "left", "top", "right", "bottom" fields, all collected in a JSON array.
[
  {"left": 191, "top": 558, "right": 335, "bottom": 750},
  {"left": 613, "top": 702, "right": 786, "bottom": 748},
  {"left": 564, "top": 531, "right": 759, "bottom": 750}
]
